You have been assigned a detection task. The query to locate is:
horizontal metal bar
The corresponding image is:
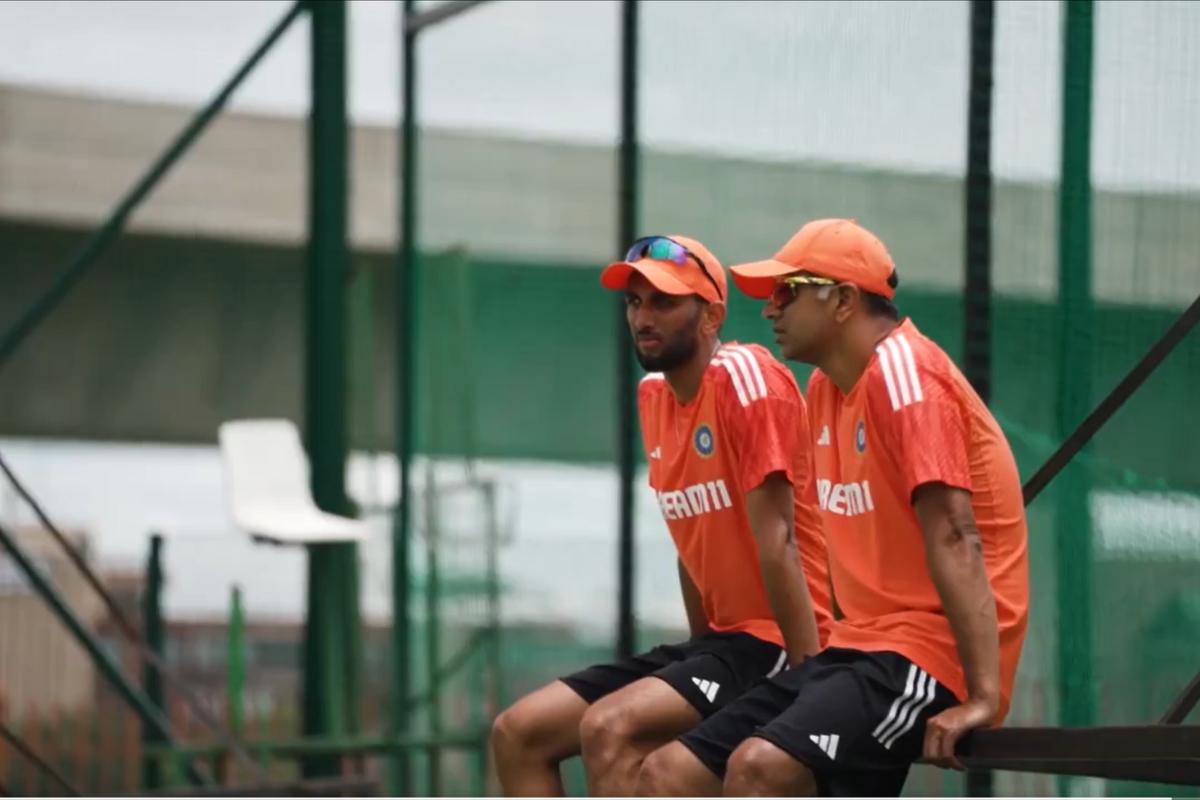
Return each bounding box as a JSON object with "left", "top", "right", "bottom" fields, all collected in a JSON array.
[
  {"left": 959, "top": 725, "right": 1200, "bottom": 785},
  {"left": 145, "top": 729, "right": 487, "bottom": 761},
  {"left": 143, "top": 776, "right": 378, "bottom": 797},
  {"left": 404, "top": 0, "right": 492, "bottom": 36}
]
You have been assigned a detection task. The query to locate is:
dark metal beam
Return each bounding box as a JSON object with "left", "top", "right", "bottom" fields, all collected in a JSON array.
[
  {"left": 303, "top": 0, "right": 360, "bottom": 780},
  {"left": 963, "top": 0, "right": 994, "bottom": 405},
  {"left": 1022, "top": 291, "right": 1200, "bottom": 505},
  {"left": 615, "top": 0, "right": 639, "bottom": 661},
  {"left": 144, "top": 776, "right": 379, "bottom": 798},
  {"left": 392, "top": 0, "right": 419, "bottom": 794},
  {"left": 141, "top": 533, "right": 166, "bottom": 791},
  {"left": 963, "top": 2, "right": 995, "bottom": 794},
  {"left": 959, "top": 725, "right": 1200, "bottom": 786}
]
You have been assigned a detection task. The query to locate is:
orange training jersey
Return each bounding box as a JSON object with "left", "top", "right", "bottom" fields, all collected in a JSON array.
[
  {"left": 806, "top": 319, "right": 1029, "bottom": 720},
  {"left": 639, "top": 342, "right": 833, "bottom": 649}
]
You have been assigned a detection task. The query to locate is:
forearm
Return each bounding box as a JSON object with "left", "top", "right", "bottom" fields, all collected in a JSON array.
[
  {"left": 926, "top": 528, "right": 1001, "bottom": 706},
  {"left": 758, "top": 539, "right": 821, "bottom": 664}
]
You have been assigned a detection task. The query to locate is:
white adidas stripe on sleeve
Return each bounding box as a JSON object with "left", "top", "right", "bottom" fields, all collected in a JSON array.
[
  {"left": 713, "top": 357, "right": 751, "bottom": 406},
  {"left": 713, "top": 346, "right": 771, "bottom": 408},
  {"left": 875, "top": 334, "right": 925, "bottom": 411}
]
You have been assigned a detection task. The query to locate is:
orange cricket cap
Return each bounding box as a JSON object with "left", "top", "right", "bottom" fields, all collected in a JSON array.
[
  {"left": 600, "top": 234, "right": 727, "bottom": 304},
  {"left": 730, "top": 218, "right": 896, "bottom": 300}
]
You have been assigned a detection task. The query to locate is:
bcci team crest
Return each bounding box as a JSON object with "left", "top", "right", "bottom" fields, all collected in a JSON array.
[
  {"left": 694, "top": 424, "right": 716, "bottom": 458},
  {"left": 855, "top": 420, "right": 867, "bottom": 454}
]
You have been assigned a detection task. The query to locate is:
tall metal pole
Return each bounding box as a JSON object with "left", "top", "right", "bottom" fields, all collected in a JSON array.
[
  {"left": 141, "top": 533, "right": 166, "bottom": 791},
  {"left": 615, "top": 0, "right": 640, "bottom": 662},
  {"left": 392, "top": 0, "right": 419, "bottom": 794},
  {"left": 228, "top": 585, "right": 247, "bottom": 739},
  {"left": 963, "top": 2, "right": 995, "bottom": 794},
  {"left": 964, "top": 0, "right": 994, "bottom": 406},
  {"left": 1056, "top": 0, "right": 1096, "bottom": 792},
  {"left": 303, "top": 0, "right": 359, "bottom": 779}
]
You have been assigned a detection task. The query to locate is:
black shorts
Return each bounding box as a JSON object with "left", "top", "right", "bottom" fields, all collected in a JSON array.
[
  {"left": 560, "top": 631, "right": 787, "bottom": 717},
  {"left": 679, "top": 647, "right": 959, "bottom": 796}
]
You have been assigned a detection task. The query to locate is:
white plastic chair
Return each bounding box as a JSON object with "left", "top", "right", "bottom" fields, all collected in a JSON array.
[{"left": 218, "top": 419, "right": 368, "bottom": 545}]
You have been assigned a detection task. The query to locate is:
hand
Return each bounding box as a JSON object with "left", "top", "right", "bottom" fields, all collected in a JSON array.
[
  {"left": 786, "top": 651, "right": 809, "bottom": 669},
  {"left": 922, "top": 697, "right": 997, "bottom": 770}
]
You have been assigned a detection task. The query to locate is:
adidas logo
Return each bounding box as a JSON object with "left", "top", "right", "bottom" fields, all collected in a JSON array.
[
  {"left": 817, "top": 426, "right": 831, "bottom": 446},
  {"left": 649, "top": 446, "right": 662, "bottom": 460},
  {"left": 691, "top": 676, "right": 720, "bottom": 703},
  {"left": 809, "top": 733, "right": 840, "bottom": 760}
]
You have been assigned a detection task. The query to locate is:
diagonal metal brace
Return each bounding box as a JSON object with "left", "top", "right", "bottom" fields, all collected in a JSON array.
[
  {"left": 1161, "top": 670, "right": 1200, "bottom": 725},
  {"left": 404, "top": 0, "right": 492, "bottom": 36},
  {"left": 0, "top": 523, "right": 210, "bottom": 787},
  {"left": 0, "top": 1, "right": 305, "bottom": 373}
]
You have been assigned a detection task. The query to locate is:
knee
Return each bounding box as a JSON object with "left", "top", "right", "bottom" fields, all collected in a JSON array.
[
  {"left": 491, "top": 705, "right": 535, "bottom": 760},
  {"left": 579, "top": 701, "right": 636, "bottom": 761},
  {"left": 636, "top": 745, "right": 693, "bottom": 796},
  {"left": 726, "top": 738, "right": 816, "bottom": 796}
]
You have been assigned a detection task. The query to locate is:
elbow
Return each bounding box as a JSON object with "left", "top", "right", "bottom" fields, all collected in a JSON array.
[
  {"left": 930, "top": 521, "right": 984, "bottom": 564},
  {"left": 755, "top": 528, "right": 793, "bottom": 567}
]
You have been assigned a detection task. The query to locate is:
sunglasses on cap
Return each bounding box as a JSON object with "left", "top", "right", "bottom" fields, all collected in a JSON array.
[
  {"left": 770, "top": 274, "right": 840, "bottom": 309},
  {"left": 625, "top": 236, "right": 724, "bottom": 301}
]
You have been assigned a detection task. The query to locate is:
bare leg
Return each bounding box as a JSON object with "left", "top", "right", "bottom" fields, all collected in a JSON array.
[
  {"left": 491, "top": 680, "right": 589, "bottom": 796},
  {"left": 578, "top": 677, "right": 703, "bottom": 796},
  {"left": 724, "top": 737, "right": 818, "bottom": 797},
  {"left": 636, "top": 740, "right": 723, "bottom": 797}
]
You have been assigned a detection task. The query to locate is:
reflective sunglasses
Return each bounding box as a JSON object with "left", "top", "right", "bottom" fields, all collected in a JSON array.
[
  {"left": 625, "top": 236, "right": 723, "bottom": 300},
  {"left": 770, "top": 275, "right": 839, "bottom": 309}
]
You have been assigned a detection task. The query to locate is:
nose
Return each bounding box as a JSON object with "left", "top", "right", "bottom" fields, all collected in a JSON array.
[
  {"left": 762, "top": 300, "right": 779, "bottom": 320},
  {"left": 629, "top": 301, "right": 655, "bottom": 331}
]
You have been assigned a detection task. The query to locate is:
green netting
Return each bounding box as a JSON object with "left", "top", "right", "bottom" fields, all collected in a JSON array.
[{"left": 4, "top": 1, "right": 1200, "bottom": 796}]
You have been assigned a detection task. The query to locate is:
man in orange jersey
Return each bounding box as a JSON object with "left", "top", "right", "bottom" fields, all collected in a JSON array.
[
  {"left": 489, "top": 235, "right": 832, "bottom": 796},
  {"left": 636, "top": 219, "right": 1029, "bottom": 797}
]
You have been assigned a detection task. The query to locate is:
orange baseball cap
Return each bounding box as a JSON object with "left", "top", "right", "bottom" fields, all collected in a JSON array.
[
  {"left": 730, "top": 218, "right": 896, "bottom": 300},
  {"left": 600, "top": 234, "right": 727, "bottom": 304}
]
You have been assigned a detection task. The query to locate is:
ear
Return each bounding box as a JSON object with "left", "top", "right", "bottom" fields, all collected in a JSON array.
[
  {"left": 833, "top": 283, "right": 861, "bottom": 323},
  {"left": 701, "top": 300, "right": 727, "bottom": 336}
]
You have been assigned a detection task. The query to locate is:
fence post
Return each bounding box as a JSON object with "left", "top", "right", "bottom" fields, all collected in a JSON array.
[{"left": 1056, "top": 1, "right": 1096, "bottom": 793}]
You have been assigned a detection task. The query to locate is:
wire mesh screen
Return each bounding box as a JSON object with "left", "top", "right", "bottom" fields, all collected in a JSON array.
[{"left": 3, "top": 0, "right": 1200, "bottom": 796}]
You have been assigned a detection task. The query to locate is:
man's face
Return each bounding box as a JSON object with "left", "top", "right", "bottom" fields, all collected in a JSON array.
[
  {"left": 624, "top": 273, "right": 705, "bottom": 372},
  {"left": 763, "top": 274, "right": 840, "bottom": 364}
]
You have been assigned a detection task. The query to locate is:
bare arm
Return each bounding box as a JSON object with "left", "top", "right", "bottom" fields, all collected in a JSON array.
[
  {"left": 746, "top": 471, "right": 821, "bottom": 665},
  {"left": 914, "top": 481, "right": 1000, "bottom": 768},
  {"left": 678, "top": 558, "right": 710, "bottom": 638}
]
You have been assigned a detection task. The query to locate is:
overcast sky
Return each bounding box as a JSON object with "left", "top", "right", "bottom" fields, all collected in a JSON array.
[{"left": 1, "top": 0, "right": 1198, "bottom": 189}]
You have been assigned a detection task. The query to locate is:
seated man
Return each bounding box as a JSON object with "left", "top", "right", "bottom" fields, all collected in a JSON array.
[
  {"left": 638, "top": 219, "right": 1030, "bottom": 796},
  {"left": 490, "top": 235, "right": 833, "bottom": 796}
]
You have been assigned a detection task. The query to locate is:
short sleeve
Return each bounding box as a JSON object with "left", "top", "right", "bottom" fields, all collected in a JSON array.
[
  {"left": 866, "top": 343, "right": 971, "bottom": 502},
  {"left": 716, "top": 353, "right": 806, "bottom": 495},
  {"left": 637, "top": 374, "right": 664, "bottom": 488}
]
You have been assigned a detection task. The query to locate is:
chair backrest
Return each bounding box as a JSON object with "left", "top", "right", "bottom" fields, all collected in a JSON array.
[{"left": 218, "top": 419, "right": 315, "bottom": 515}]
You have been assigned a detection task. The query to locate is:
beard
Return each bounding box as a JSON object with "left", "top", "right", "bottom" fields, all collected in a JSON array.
[{"left": 635, "top": 328, "right": 700, "bottom": 372}]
